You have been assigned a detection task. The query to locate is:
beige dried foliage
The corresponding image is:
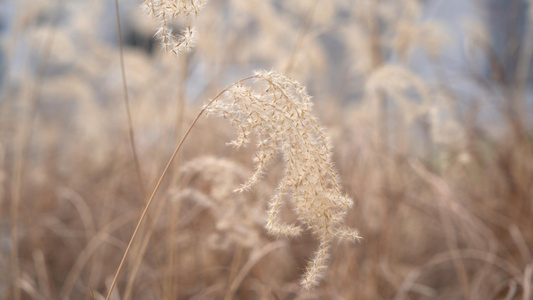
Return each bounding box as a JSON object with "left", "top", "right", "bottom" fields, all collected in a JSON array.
[
  {"left": 462, "top": 18, "right": 491, "bottom": 72},
  {"left": 190, "top": 0, "right": 329, "bottom": 85},
  {"left": 282, "top": 1, "right": 336, "bottom": 26},
  {"left": 343, "top": 26, "right": 373, "bottom": 75},
  {"left": 196, "top": 0, "right": 296, "bottom": 63},
  {"left": 462, "top": 18, "right": 489, "bottom": 42},
  {"left": 28, "top": 28, "right": 77, "bottom": 68},
  {"left": 346, "top": 0, "right": 449, "bottom": 76},
  {"left": 364, "top": 65, "right": 431, "bottom": 125},
  {"left": 394, "top": 20, "right": 450, "bottom": 60},
  {"left": 174, "top": 156, "right": 266, "bottom": 250},
  {"left": 429, "top": 93, "right": 466, "bottom": 148},
  {"left": 205, "top": 70, "right": 360, "bottom": 289}
]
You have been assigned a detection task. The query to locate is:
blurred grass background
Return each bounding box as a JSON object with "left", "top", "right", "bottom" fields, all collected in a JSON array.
[{"left": 0, "top": 0, "right": 532, "bottom": 299}]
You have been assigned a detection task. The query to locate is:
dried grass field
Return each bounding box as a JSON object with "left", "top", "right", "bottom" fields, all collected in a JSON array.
[{"left": 1, "top": 0, "right": 533, "bottom": 299}]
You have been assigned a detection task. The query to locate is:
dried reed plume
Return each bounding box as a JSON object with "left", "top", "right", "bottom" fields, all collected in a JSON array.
[
  {"left": 143, "top": 0, "right": 205, "bottom": 54},
  {"left": 205, "top": 70, "right": 361, "bottom": 289}
]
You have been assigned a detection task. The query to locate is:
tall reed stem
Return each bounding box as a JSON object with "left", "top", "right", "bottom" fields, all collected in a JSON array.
[
  {"left": 115, "top": 0, "right": 146, "bottom": 197},
  {"left": 105, "top": 76, "right": 255, "bottom": 300}
]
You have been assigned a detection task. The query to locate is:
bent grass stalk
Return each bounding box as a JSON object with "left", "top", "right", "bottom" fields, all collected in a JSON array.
[
  {"left": 104, "top": 76, "right": 255, "bottom": 300},
  {"left": 106, "top": 69, "right": 360, "bottom": 297}
]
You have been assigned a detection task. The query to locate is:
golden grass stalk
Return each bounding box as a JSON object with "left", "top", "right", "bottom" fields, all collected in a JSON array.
[
  {"left": 104, "top": 76, "right": 254, "bottom": 300},
  {"left": 106, "top": 67, "right": 360, "bottom": 298}
]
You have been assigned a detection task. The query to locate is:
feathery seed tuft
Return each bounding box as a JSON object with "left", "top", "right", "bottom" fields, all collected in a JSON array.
[{"left": 205, "top": 70, "right": 361, "bottom": 289}]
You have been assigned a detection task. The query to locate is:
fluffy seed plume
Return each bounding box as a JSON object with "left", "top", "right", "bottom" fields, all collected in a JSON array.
[
  {"left": 143, "top": 0, "right": 205, "bottom": 54},
  {"left": 205, "top": 70, "right": 361, "bottom": 289}
]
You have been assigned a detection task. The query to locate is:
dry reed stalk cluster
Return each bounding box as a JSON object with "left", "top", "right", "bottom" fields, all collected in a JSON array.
[{"left": 205, "top": 70, "right": 361, "bottom": 288}]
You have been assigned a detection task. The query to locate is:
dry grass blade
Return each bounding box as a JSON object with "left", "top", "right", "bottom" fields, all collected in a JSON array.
[
  {"left": 409, "top": 159, "right": 470, "bottom": 299},
  {"left": 9, "top": 4, "right": 60, "bottom": 299},
  {"left": 225, "top": 241, "right": 287, "bottom": 300},
  {"left": 59, "top": 212, "right": 135, "bottom": 299},
  {"left": 104, "top": 76, "right": 255, "bottom": 300},
  {"left": 32, "top": 251, "right": 52, "bottom": 300},
  {"left": 114, "top": 0, "right": 146, "bottom": 198},
  {"left": 524, "top": 263, "right": 533, "bottom": 300},
  {"left": 394, "top": 249, "right": 524, "bottom": 300}
]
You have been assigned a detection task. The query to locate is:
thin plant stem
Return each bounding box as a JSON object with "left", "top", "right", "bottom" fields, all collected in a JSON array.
[
  {"left": 105, "top": 76, "right": 256, "bottom": 300},
  {"left": 114, "top": 5, "right": 150, "bottom": 297},
  {"left": 122, "top": 190, "right": 168, "bottom": 300},
  {"left": 123, "top": 57, "right": 189, "bottom": 297},
  {"left": 284, "top": 0, "right": 319, "bottom": 75},
  {"left": 115, "top": 0, "right": 146, "bottom": 197},
  {"left": 224, "top": 241, "right": 286, "bottom": 300},
  {"left": 10, "top": 4, "right": 60, "bottom": 298}
]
